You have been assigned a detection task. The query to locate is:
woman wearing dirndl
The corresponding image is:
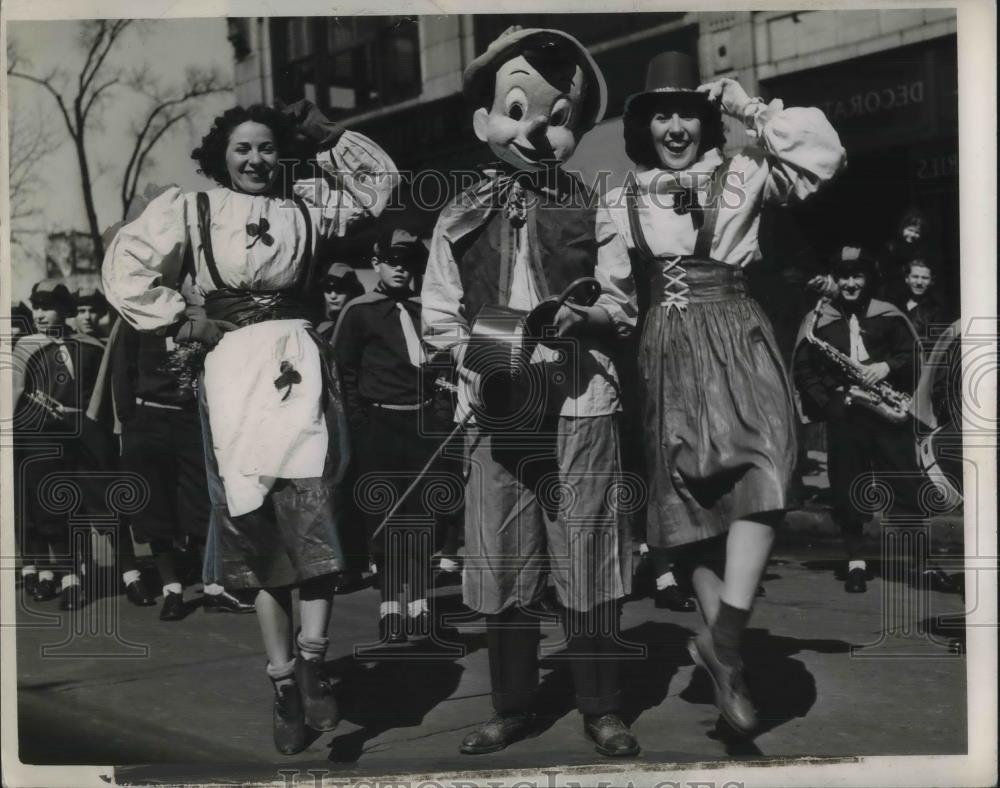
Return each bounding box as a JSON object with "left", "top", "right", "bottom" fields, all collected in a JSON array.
[
  {"left": 598, "top": 53, "right": 845, "bottom": 734},
  {"left": 102, "top": 101, "right": 397, "bottom": 754}
]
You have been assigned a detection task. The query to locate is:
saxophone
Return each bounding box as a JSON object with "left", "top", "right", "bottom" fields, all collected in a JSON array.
[{"left": 804, "top": 298, "right": 914, "bottom": 424}]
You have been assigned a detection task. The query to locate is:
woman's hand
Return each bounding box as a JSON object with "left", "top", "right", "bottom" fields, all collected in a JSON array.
[
  {"left": 697, "top": 77, "right": 757, "bottom": 119},
  {"left": 173, "top": 317, "right": 238, "bottom": 347},
  {"left": 279, "top": 99, "right": 345, "bottom": 148}
]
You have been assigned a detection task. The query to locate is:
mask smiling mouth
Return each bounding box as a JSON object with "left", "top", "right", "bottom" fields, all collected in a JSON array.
[{"left": 512, "top": 142, "right": 556, "bottom": 164}]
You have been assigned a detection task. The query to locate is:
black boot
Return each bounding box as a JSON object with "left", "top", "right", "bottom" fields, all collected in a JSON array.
[
  {"left": 270, "top": 678, "right": 307, "bottom": 755},
  {"left": 294, "top": 657, "right": 339, "bottom": 731},
  {"left": 459, "top": 712, "right": 536, "bottom": 754},
  {"left": 584, "top": 714, "right": 640, "bottom": 757}
]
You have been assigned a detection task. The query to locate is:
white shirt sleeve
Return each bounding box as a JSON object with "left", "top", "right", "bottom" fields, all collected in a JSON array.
[
  {"left": 747, "top": 99, "right": 846, "bottom": 204},
  {"left": 421, "top": 221, "right": 470, "bottom": 351},
  {"left": 595, "top": 198, "right": 639, "bottom": 337},
  {"left": 295, "top": 130, "right": 399, "bottom": 239},
  {"left": 101, "top": 186, "right": 190, "bottom": 332}
]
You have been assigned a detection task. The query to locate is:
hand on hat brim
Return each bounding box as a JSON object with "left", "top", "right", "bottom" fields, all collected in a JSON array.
[{"left": 696, "top": 77, "right": 754, "bottom": 118}]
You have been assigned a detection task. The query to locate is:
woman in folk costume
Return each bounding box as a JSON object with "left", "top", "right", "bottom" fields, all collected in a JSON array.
[
  {"left": 102, "top": 101, "right": 397, "bottom": 754},
  {"left": 598, "top": 52, "right": 845, "bottom": 734}
]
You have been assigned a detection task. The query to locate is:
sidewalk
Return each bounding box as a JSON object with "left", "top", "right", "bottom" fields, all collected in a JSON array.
[{"left": 14, "top": 543, "right": 967, "bottom": 784}]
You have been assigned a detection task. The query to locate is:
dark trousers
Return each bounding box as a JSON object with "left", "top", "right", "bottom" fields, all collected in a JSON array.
[
  {"left": 827, "top": 408, "right": 924, "bottom": 559},
  {"left": 360, "top": 406, "right": 439, "bottom": 602},
  {"left": 120, "top": 404, "right": 209, "bottom": 544},
  {"left": 16, "top": 423, "right": 138, "bottom": 576},
  {"left": 487, "top": 603, "right": 621, "bottom": 717}
]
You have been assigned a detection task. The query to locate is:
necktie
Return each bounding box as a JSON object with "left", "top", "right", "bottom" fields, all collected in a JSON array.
[
  {"left": 395, "top": 302, "right": 425, "bottom": 367},
  {"left": 848, "top": 314, "right": 869, "bottom": 363},
  {"left": 54, "top": 339, "right": 75, "bottom": 381}
]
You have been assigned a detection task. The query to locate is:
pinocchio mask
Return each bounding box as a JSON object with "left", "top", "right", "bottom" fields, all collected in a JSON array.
[{"left": 463, "top": 27, "right": 607, "bottom": 172}]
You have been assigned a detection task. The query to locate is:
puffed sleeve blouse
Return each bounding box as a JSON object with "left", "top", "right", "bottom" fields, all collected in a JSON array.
[
  {"left": 102, "top": 131, "right": 398, "bottom": 331},
  {"left": 598, "top": 100, "right": 847, "bottom": 274}
]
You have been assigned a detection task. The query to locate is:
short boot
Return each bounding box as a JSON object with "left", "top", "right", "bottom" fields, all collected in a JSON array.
[
  {"left": 270, "top": 678, "right": 307, "bottom": 755},
  {"left": 584, "top": 714, "right": 641, "bottom": 757},
  {"left": 688, "top": 630, "right": 758, "bottom": 736},
  {"left": 295, "top": 657, "right": 339, "bottom": 731},
  {"left": 459, "top": 712, "right": 536, "bottom": 755}
]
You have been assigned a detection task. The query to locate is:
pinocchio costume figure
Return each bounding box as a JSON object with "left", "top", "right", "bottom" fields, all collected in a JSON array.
[{"left": 422, "top": 27, "right": 639, "bottom": 757}]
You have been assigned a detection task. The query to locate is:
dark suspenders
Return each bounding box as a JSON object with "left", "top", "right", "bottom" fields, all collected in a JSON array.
[
  {"left": 194, "top": 191, "right": 315, "bottom": 294},
  {"left": 625, "top": 158, "right": 733, "bottom": 260}
]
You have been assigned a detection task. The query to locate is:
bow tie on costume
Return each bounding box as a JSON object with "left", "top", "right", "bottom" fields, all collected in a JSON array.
[
  {"left": 487, "top": 167, "right": 573, "bottom": 229},
  {"left": 672, "top": 186, "right": 704, "bottom": 229}
]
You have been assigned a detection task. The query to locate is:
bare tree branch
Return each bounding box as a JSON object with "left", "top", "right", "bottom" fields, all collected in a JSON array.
[{"left": 9, "top": 20, "right": 231, "bottom": 259}]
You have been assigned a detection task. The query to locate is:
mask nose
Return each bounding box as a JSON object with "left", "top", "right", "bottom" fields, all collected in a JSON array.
[{"left": 525, "top": 115, "right": 549, "bottom": 143}]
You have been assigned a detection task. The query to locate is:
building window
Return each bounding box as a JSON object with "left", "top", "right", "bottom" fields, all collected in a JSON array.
[
  {"left": 472, "top": 13, "right": 686, "bottom": 53},
  {"left": 271, "top": 16, "right": 422, "bottom": 118}
]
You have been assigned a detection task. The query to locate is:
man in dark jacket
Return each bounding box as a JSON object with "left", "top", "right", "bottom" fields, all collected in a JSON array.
[{"left": 885, "top": 257, "right": 949, "bottom": 357}]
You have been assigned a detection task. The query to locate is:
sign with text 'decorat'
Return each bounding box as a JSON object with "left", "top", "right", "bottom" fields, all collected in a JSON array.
[{"left": 762, "top": 35, "right": 957, "bottom": 155}]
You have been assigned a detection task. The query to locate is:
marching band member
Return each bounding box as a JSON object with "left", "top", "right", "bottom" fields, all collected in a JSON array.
[{"left": 793, "top": 247, "right": 923, "bottom": 593}]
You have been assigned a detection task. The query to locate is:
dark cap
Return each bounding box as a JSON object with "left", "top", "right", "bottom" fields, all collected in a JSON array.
[
  {"left": 29, "top": 280, "right": 76, "bottom": 315},
  {"left": 828, "top": 246, "right": 879, "bottom": 276},
  {"left": 462, "top": 26, "right": 607, "bottom": 132},
  {"left": 320, "top": 262, "right": 364, "bottom": 296},
  {"left": 74, "top": 286, "right": 109, "bottom": 311},
  {"left": 374, "top": 228, "right": 428, "bottom": 273}
]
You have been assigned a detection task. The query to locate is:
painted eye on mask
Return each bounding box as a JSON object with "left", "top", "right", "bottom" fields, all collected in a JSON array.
[
  {"left": 550, "top": 99, "right": 572, "bottom": 127},
  {"left": 504, "top": 88, "right": 528, "bottom": 121}
]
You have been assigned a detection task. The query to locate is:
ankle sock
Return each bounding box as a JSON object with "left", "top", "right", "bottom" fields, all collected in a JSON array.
[
  {"left": 848, "top": 560, "right": 867, "bottom": 572},
  {"left": 655, "top": 572, "right": 678, "bottom": 591},
  {"left": 408, "top": 598, "right": 429, "bottom": 618},
  {"left": 38, "top": 570, "right": 55, "bottom": 582},
  {"left": 203, "top": 583, "right": 224, "bottom": 596},
  {"left": 438, "top": 557, "right": 459, "bottom": 572},
  {"left": 21, "top": 566, "right": 37, "bottom": 578},
  {"left": 379, "top": 601, "right": 401, "bottom": 618},
  {"left": 61, "top": 574, "right": 81, "bottom": 590},
  {"left": 122, "top": 569, "right": 140, "bottom": 586},
  {"left": 296, "top": 632, "right": 329, "bottom": 662},
  {"left": 266, "top": 658, "right": 296, "bottom": 681},
  {"left": 711, "top": 600, "right": 751, "bottom": 667},
  {"left": 162, "top": 582, "right": 182, "bottom": 597}
]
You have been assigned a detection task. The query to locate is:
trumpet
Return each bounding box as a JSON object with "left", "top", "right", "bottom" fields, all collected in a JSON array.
[{"left": 804, "top": 298, "right": 914, "bottom": 424}]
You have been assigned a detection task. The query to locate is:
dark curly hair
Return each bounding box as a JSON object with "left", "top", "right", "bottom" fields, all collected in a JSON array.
[
  {"left": 191, "top": 104, "right": 301, "bottom": 190},
  {"left": 623, "top": 92, "right": 726, "bottom": 170}
]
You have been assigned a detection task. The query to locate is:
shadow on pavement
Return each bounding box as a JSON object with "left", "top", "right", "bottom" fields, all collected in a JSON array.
[
  {"left": 322, "top": 627, "right": 486, "bottom": 763},
  {"left": 684, "top": 627, "right": 853, "bottom": 756}
]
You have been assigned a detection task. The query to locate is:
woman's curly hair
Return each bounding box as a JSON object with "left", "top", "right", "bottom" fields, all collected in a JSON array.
[
  {"left": 623, "top": 92, "right": 726, "bottom": 170},
  {"left": 191, "top": 104, "right": 300, "bottom": 189}
]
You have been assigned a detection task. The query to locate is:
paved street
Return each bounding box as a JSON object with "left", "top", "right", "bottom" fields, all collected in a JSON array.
[{"left": 13, "top": 512, "right": 967, "bottom": 784}]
